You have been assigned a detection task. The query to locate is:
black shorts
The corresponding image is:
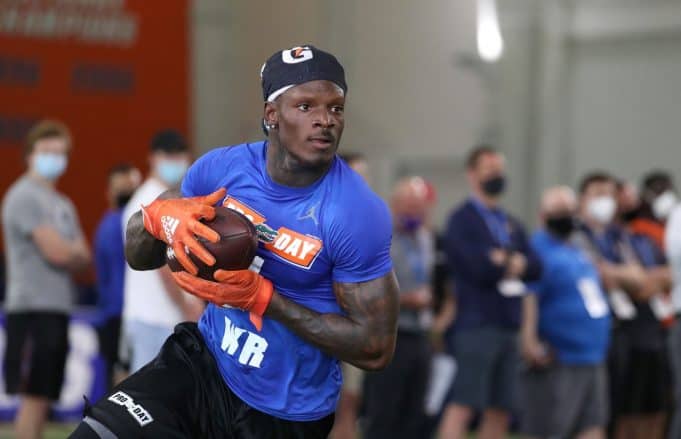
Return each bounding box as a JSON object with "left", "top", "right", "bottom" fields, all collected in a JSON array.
[
  {"left": 68, "top": 322, "right": 334, "bottom": 439},
  {"left": 97, "top": 316, "right": 121, "bottom": 390},
  {"left": 97, "top": 317, "right": 121, "bottom": 365},
  {"left": 4, "top": 311, "right": 69, "bottom": 400},
  {"left": 609, "top": 327, "right": 672, "bottom": 415}
]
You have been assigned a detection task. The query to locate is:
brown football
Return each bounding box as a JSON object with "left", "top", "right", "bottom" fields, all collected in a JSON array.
[{"left": 166, "top": 206, "right": 258, "bottom": 280}]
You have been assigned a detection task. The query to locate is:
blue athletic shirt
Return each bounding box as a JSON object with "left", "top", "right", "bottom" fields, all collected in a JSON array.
[
  {"left": 94, "top": 209, "right": 126, "bottom": 321},
  {"left": 529, "top": 230, "right": 611, "bottom": 365},
  {"left": 181, "top": 141, "right": 393, "bottom": 421}
]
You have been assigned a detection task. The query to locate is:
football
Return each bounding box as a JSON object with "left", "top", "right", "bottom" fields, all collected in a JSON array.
[{"left": 166, "top": 206, "right": 258, "bottom": 280}]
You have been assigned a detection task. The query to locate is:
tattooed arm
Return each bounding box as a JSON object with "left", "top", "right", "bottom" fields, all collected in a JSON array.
[
  {"left": 265, "top": 271, "right": 399, "bottom": 371},
  {"left": 124, "top": 189, "right": 180, "bottom": 270}
]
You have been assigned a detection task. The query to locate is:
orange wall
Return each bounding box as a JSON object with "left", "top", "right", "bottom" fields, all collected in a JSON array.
[{"left": 0, "top": 0, "right": 190, "bottom": 247}]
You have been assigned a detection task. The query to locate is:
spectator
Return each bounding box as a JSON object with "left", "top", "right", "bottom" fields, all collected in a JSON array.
[
  {"left": 664, "top": 191, "right": 681, "bottom": 439},
  {"left": 520, "top": 186, "right": 610, "bottom": 439},
  {"left": 425, "top": 234, "right": 457, "bottom": 436},
  {"left": 93, "top": 163, "right": 140, "bottom": 390},
  {"left": 572, "top": 173, "right": 654, "bottom": 439},
  {"left": 121, "top": 130, "right": 204, "bottom": 373},
  {"left": 438, "top": 145, "right": 542, "bottom": 439},
  {"left": 572, "top": 173, "right": 645, "bottom": 311},
  {"left": 2, "top": 120, "right": 91, "bottom": 439},
  {"left": 618, "top": 180, "right": 674, "bottom": 324},
  {"left": 363, "top": 176, "right": 435, "bottom": 439},
  {"left": 632, "top": 171, "right": 677, "bottom": 250},
  {"left": 615, "top": 181, "right": 673, "bottom": 439}
]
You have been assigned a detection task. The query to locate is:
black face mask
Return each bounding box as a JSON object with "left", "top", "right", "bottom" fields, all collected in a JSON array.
[
  {"left": 115, "top": 192, "right": 134, "bottom": 209},
  {"left": 546, "top": 215, "right": 575, "bottom": 239},
  {"left": 620, "top": 207, "right": 640, "bottom": 223},
  {"left": 481, "top": 175, "right": 506, "bottom": 196}
]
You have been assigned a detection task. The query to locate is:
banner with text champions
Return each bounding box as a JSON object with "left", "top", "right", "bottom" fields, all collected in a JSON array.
[{"left": 0, "top": 0, "right": 190, "bottom": 242}]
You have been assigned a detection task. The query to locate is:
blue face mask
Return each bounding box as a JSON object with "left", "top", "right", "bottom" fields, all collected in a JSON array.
[
  {"left": 156, "top": 160, "right": 188, "bottom": 186},
  {"left": 33, "top": 153, "right": 67, "bottom": 180},
  {"left": 398, "top": 215, "right": 423, "bottom": 233}
]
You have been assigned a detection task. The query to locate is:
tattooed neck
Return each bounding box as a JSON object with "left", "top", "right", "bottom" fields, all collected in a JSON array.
[{"left": 265, "top": 139, "right": 331, "bottom": 188}]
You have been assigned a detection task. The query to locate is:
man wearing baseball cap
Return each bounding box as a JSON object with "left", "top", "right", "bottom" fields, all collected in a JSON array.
[{"left": 70, "top": 45, "right": 398, "bottom": 439}]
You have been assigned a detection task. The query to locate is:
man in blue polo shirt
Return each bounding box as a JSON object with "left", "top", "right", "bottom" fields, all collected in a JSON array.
[
  {"left": 520, "top": 186, "right": 611, "bottom": 439},
  {"left": 439, "top": 145, "right": 542, "bottom": 439}
]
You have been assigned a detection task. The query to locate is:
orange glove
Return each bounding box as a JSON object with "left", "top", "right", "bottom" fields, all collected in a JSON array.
[
  {"left": 172, "top": 269, "right": 274, "bottom": 331},
  {"left": 141, "top": 188, "right": 226, "bottom": 275}
]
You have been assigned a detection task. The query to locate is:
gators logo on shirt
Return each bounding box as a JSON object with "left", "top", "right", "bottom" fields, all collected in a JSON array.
[
  {"left": 223, "top": 196, "right": 323, "bottom": 269},
  {"left": 255, "top": 224, "right": 278, "bottom": 244}
]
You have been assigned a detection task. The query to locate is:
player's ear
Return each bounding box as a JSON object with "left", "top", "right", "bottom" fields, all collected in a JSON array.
[{"left": 263, "top": 102, "right": 278, "bottom": 126}]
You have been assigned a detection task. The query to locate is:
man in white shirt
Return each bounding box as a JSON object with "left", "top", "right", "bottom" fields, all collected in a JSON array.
[{"left": 121, "top": 130, "right": 204, "bottom": 373}]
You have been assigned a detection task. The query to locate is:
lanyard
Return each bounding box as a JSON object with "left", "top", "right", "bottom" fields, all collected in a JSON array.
[
  {"left": 472, "top": 200, "right": 511, "bottom": 247},
  {"left": 630, "top": 235, "right": 657, "bottom": 267},
  {"left": 582, "top": 225, "right": 622, "bottom": 263},
  {"left": 399, "top": 235, "right": 428, "bottom": 284}
]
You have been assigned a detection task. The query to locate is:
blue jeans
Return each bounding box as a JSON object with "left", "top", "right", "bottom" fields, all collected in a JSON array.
[{"left": 123, "top": 319, "right": 175, "bottom": 373}]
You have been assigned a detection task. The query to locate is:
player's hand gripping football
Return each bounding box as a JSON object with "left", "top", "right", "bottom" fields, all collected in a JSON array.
[
  {"left": 141, "top": 188, "right": 226, "bottom": 276},
  {"left": 172, "top": 269, "right": 273, "bottom": 331}
]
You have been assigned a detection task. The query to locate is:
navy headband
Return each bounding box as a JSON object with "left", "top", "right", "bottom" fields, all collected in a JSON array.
[{"left": 260, "top": 45, "right": 347, "bottom": 102}]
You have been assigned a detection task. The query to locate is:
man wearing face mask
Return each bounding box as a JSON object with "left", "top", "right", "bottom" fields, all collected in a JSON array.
[
  {"left": 573, "top": 173, "right": 646, "bottom": 306},
  {"left": 363, "top": 176, "right": 435, "bottom": 439},
  {"left": 519, "top": 186, "right": 611, "bottom": 439},
  {"left": 2, "top": 120, "right": 91, "bottom": 439},
  {"left": 93, "top": 163, "right": 141, "bottom": 391},
  {"left": 121, "top": 130, "right": 204, "bottom": 373},
  {"left": 438, "top": 146, "right": 542, "bottom": 439},
  {"left": 627, "top": 171, "right": 678, "bottom": 251},
  {"left": 572, "top": 173, "right": 653, "bottom": 439}
]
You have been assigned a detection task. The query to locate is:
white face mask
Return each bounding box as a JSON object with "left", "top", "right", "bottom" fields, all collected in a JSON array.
[
  {"left": 652, "top": 190, "right": 677, "bottom": 220},
  {"left": 587, "top": 196, "right": 616, "bottom": 225}
]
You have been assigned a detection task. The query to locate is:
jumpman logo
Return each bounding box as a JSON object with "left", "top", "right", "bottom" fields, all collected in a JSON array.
[{"left": 298, "top": 203, "right": 319, "bottom": 226}]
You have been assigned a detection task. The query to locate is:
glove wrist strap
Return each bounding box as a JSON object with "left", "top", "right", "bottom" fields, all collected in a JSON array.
[{"left": 251, "top": 279, "right": 274, "bottom": 317}]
